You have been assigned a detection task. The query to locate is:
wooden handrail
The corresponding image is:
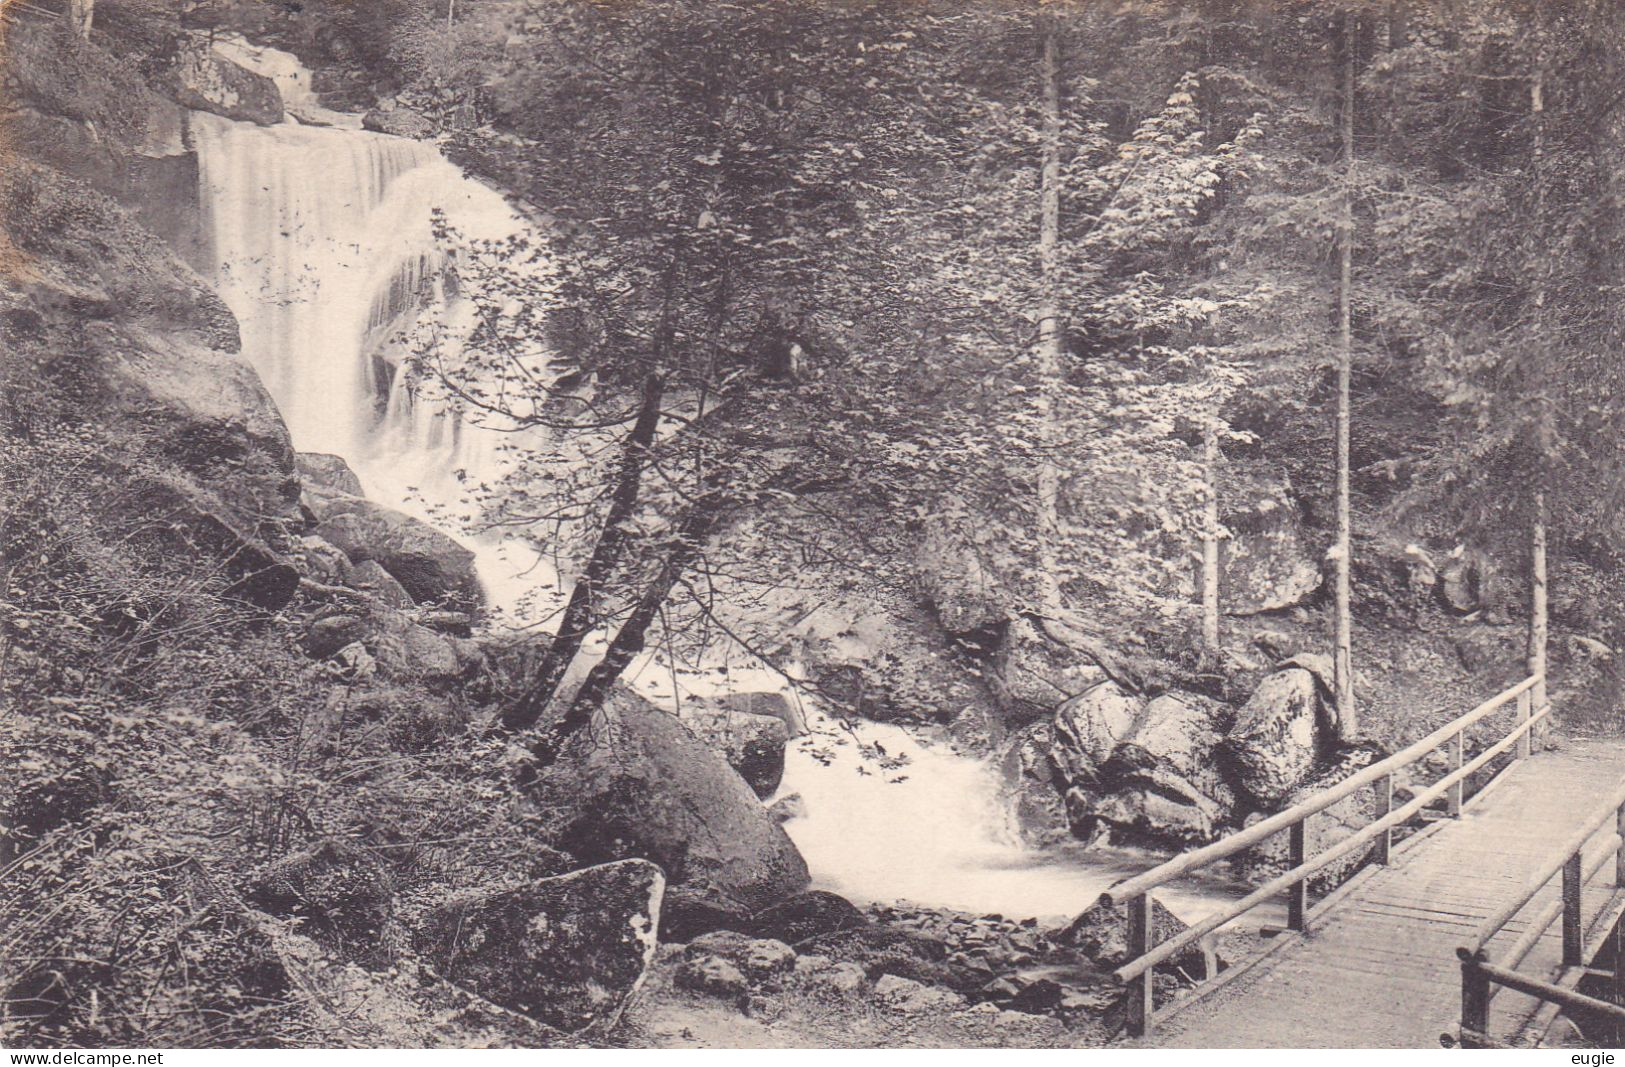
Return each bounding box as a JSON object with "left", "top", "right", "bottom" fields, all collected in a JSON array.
[
  {"left": 1108, "top": 672, "right": 1545, "bottom": 1039},
  {"left": 1103, "top": 675, "right": 1539, "bottom": 906},
  {"left": 1491, "top": 834, "right": 1620, "bottom": 974},
  {"left": 1113, "top": 701, "right": 1549, "bottom": 983},
  {"left": 1468, "top": 780, "right": 1625, "bottom": 956}
]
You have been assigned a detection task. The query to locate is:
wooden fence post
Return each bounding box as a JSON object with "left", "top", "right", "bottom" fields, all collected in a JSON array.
[
  {"left": 1448, "top": 730, "right": 1464, "bottom": 817},
  {"left": 1461, "top": 954, "right": 1491, "bottom": 1049},
  {"left": 1612, "top": 915, "right": 1625, "bottom": 1047},
  {"left": 1288, "top": 821, "right": 1308, "bottom": 932},
  {"left": 1563, "top": 851, "right": 1584, "bottom": 968},
  {"left": 1617, "top": 802, "right": 1625, "bottom": 889},
  {"left": 1517, "top": 689, "right": 1533, "bottom": 760},
  {"left": 1126, "top": 893, "right": 1154, "bottom": 1038},
  {"left": 1374, "top": 774, "right": 1394, "bottom": 864}
]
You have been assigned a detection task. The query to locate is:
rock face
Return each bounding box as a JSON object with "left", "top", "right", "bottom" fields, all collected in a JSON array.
[
  {"left": 1221, "top": 664, "right": 1330, "bottom": 807},
  {"left": 997, "top": 722, "right": 1072, "bottom": 847},
  {"left": 417, "top": 860, "right": 664, "bottom": 1034},
  {"left": 991, "top": 617, "right": 1106, "bottom": 723},
  {"left": 160, "top": 35, "right": 284, "bottom": 125},
  {"left": 541, "top": 688, "right": 810, "bottom": 914},
  {"left": 306, "top": 490, "right": 481, "bottom": 609},
  {"left": 783, "top": 591, "right": 994, "bottom": 724},
  {"left": 1220, "top": 485, "right": 1322, "bottom": 615},
  {"left": 915, "top": 515, "right": 1007, "bottom": 637},
  {"left": 675, "top": 704, "right": 789, "bottom": 799}
]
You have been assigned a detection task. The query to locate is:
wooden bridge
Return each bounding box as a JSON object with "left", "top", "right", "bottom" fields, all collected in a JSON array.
[{"left": 1100, "top": 673, "right": 1625, "bottom": 1049}]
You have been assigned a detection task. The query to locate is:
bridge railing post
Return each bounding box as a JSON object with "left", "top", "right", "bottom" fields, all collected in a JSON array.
[
  {"left": 1287, "top": 820, "right": 1308, "bottom": 932},
  {"left": 1517, "top": 689, "right": 1533, "bottom": 760},
  {"left": 1616, "top": 801, "right": 1625, "bottom": 889},
  {"left": 1448, "top": 730, "right": 1464, "bottom": 817},
  {"left": 1374, "top": 773, "right": 1394, "bottom": 864},
  {"left": 1126, "top": 893, "right": 1154, "bottom": 1038},
  {"left": 1563, "top": 851, "right": 1584, "bottom": 968},
  {"left": 1460, "top": 952, "right": 1490, "bottom": 1049}
]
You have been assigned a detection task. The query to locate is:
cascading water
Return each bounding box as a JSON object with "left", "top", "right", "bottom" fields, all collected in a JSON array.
[{"left": 193, "top": 44, "right": 1258, "bottom": 924}]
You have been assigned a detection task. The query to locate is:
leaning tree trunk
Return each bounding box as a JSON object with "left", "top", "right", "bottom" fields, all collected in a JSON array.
[
  {"left": 526, "top": 491, "right": 724, "bottom": 768},
  {"left": 499, "top": 373, "right": 666, "bottom": 733},
  {"left": 1333, "top": 9, "right": 1357, "bottom": 735}
]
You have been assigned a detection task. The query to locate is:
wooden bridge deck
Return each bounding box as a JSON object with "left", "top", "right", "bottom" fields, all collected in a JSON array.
[{"left": 1139, "top": 738, "right": 1625, "bottom": 1049}]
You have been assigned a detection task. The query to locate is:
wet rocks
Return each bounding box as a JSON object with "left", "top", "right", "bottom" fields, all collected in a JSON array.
[
  {"left": 296, "top": 452, "right": 364, "bottom": 496},
  {"left": 746, "top": 890, "right": 867, "bottom": 945},
  {"left": 417, "top": 859, "right": 664, "bottom": 1034},
  {"left": 310, "top": 495, "right": 481, "bottom": 610},
  {"left": 363, "top": 106, "right": 436, "bottom": 139}
]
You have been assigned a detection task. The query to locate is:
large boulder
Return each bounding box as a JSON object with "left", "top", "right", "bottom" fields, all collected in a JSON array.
[
  {"left": 784, "top": 591, "right": 992, "bottom": 725},
  {"left": 675, "top": 704, "right": 789, "bottom": 799},
  {"left": 368, "top": 610, "right": 463, "bottom": 682},
  {"left": 308, "top": 491, "right": 481, "bottom": 609},
  {"left": 416, "top": 859, "right": 664, "bottom": 1034},
  {"left": 296, "top": 452, "right": 364, "bottom": 497},
  {"left": 1055, "top": 896, "right": 1214, "bottom": 980},
  {"left": 1067, "top": 784, "right": 1230, "bottom": 847},
  {"left": 1083, "top": 693, "right": 1238, "bottom": 844},
  {"left": 1219, "top": 484, "right": 1322, "bottom": 616},
  {"left": 539, "top": 688, "right": 810, "bottom": 914},
  {"left": 710, "top": 690, "right": 807, "bottom": 736},
  {"left": 159, "top": 35, "right": 284, "bottom": 125},
  {"left": 1221, "top": 665, "right": 1330, "bottom": 807},
  {"left": 1050, "top": 681, "right": 1144, "bottom": 787},
  {"left": 1240, "top": 743, "right": 1385, "bottom": 892}
]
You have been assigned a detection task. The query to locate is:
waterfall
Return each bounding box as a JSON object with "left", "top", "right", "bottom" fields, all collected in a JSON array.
[
  {"left": 195, "top": 108, "right": 558, "bottom": 618},
  {"left": 191, "top": 50, "right": 1257, "bottom": 922}
]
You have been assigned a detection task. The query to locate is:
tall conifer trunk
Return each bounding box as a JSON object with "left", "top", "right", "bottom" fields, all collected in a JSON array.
[
  {"left": 1034, "top": 12, "right": 1066, "bottom": 614},
  {"left": 1334, "top": 10, "right": 1357, "bottom": 734}
]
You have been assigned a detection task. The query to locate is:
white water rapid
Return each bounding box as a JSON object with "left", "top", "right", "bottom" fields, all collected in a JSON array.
[{"left": 193, "top": 46, "right": 1259, "bottom": 925}]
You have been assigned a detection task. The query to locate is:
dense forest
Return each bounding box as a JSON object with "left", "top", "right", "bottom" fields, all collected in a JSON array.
[{"left": 4, "top": 0, "right": 1625, "bottom": 1049}]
